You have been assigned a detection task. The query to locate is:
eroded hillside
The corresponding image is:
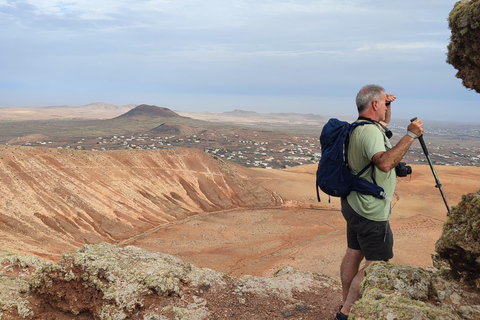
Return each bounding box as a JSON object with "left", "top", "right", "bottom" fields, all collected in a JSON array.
[{"left": 0, "top": 146, "right": 283, "bottom": 261}]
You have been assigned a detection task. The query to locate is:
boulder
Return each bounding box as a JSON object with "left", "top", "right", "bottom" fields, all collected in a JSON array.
[
  {"left": 350, "top": 262, "right": 466, "bottom": 320},
  {"left": 436, "top": 190, "right": 480, "bottom": 285},
  {"left": 0, "top": 250, "right": 44, "bottom": 319},
  {"left": 2, "top": 243, "right": 342, "bottom": 319},
  {"left": 351, "top": 189, "right": 480, "bottom": 319},
  {"left": 447, "top": 0, "right": 480, "bottom": 93}
]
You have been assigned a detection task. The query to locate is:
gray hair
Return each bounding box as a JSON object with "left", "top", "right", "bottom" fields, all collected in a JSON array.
[{"left": 356, "top": 84, "right": 385, "bottom": 114}]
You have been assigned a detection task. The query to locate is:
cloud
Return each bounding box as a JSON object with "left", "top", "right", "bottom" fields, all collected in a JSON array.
[{"left": 355, "top": 42, "right": 446, "bottom": 52}]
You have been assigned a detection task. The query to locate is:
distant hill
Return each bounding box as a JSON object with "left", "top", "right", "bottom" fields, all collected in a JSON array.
[
  {"left": 269, "top": 112, "right": 325, "bottom": 121},
  {"left": 223, "top": 109, "right": 259, "bottom": 116},
  {"left": 116, "top": 105, "right": 180, "bottom": 118},
  {"left": 148, "top": 123, "right": 198, "bottom": 136}
]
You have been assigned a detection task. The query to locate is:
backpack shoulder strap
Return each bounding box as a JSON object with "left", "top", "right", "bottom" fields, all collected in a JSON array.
[{"left": 344, "top": 121, "right": 370, "bottom": 169}]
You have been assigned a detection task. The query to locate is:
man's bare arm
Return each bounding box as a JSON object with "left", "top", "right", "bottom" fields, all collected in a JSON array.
[
  {"left": 381, "top": 105, "right": 391, "bottom": 127},
  {"left": 372, "top": 118, "right": 423, "bottom": 172},
  {"left": 380, "top": 93, "right": 396, "bottom": 126},
  {"left": 372, "top": 135, "right": 415, "bottom": 172}
]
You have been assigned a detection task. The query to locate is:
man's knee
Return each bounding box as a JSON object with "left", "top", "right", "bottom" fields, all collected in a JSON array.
[{"left": 344, "top": 248, "right": 364, "bottom": 263}]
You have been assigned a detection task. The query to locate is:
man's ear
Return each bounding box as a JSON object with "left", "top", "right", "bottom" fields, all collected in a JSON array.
[{"left": 371, "top": 100, "right": 378, "bottom": 111}]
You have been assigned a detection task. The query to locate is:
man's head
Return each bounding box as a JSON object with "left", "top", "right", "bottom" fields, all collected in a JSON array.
[{"left": 356, "top": 84, "right": 386, "bottom": 121}]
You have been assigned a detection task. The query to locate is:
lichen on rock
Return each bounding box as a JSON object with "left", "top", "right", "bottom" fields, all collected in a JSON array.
[
  {"left": 28, "top": 242, "right": 226, "bottom": 318},
  {"left": 22, "top": 242, "right": 341, "bottom": 319},
  {"left": 0, "top": 250, "right": 45, "bottom": 319},
  {"left": 351, "top": 262, "right": 461, "bottom": 320},
  {"left": 435, "top": 190, "right": 480, "bottom": 285},
  {"left": 447, "top": 0, "right": 480, "bottom": 93}
]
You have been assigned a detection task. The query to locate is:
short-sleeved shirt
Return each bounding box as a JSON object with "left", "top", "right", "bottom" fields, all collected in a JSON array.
[{"left": 345, "top": 120, "right": 396, "bottom": 221}]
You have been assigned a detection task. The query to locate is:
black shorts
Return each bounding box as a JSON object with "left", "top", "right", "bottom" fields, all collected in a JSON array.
[{"left": 341, "top": 197, "right": 393, "bottom": 261}]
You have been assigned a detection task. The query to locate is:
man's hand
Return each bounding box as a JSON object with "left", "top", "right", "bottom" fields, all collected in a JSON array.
[
  {"left": 386, "top": 93, "right": 396, "bottom": 104},
  {"left": 408, "top": 118, "right": 424, "bottom": 137}
]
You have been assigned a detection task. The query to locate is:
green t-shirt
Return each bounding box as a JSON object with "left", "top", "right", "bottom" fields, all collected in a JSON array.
[{"left": 346, "top": 121, "right": 396, "bottom": 221}]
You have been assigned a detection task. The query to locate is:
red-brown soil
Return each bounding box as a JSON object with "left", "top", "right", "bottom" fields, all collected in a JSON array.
[
  {"left": 0, "top": 144, "right": 478, "bottom": 282},
  {"left": 119, "top": 164, "right": 479, "bottom": 279}
]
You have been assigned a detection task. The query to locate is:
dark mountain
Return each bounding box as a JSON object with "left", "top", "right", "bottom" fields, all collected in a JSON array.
[{"left": 116, "top": 105, "right": 180, "bottom": 118}]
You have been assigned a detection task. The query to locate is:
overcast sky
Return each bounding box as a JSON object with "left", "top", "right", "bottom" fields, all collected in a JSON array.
[{"left": 1, "top": 0, "right": 478, "bottom": 122}]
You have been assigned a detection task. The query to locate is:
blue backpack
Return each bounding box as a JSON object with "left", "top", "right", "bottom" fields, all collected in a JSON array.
[{"left": 316, "top": 118, "right": 387, "bottom": 202}]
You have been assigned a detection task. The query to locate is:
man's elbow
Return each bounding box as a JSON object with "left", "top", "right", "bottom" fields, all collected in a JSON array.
[
  {"left": 377, "top": 164, "right": 393, "bottom": 173},
  {"left": 373, "top": 159, "right": 395, "bottom": 172},
  {"left": 372, "top": 153, "right": 394, "bottom": 172}
]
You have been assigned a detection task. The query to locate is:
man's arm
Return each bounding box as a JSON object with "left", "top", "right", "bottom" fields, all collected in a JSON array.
[
  {"left": 382, "top": 104, "right": 391, "bottom": 127},
  {"left": 380, "top": 93, "right": 396, "bottom": 126},
  {"left": 372, "top": 118, "right": 423, "bottom": 172}
]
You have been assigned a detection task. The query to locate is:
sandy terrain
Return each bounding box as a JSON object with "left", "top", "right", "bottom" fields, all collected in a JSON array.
[{"left": 120, "top": 164, "right": 479, "bottom": 279}]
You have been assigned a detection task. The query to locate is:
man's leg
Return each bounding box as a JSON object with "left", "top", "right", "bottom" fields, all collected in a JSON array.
[
  {"left": 340, "top": 260, "right": 372, "bottom": 316},
  {"left": 340, "top": 247, "right": 364, "bottom": 303}
]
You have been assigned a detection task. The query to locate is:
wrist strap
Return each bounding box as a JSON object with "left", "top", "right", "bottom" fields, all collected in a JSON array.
[{"left": 407, "top": 130, "right": 419, "bottom": 139}]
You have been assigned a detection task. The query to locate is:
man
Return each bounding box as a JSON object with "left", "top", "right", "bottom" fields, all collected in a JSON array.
[{"left": 335, "top": 84, "right": 424, "bottom": 320}]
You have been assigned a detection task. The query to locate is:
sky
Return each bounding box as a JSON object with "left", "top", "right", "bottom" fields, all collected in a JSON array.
[{"left": 1, "top": 0, "right": 479, "bottom": 122}]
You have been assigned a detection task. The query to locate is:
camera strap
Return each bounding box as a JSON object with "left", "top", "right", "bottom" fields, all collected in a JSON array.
[{"left": 357, "top": 116, "right": 393, "bottom": 139}]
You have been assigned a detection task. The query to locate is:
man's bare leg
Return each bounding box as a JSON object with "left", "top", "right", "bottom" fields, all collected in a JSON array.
[
  {"left": 340, "top": 260, "right": 372, "bottom": 315},
  {"left": 340, "top": 248, "right": 364, "bottom": 303}
]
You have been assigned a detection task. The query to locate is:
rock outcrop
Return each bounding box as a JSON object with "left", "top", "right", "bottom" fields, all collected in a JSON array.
[
  {"left": 447, "top": 0, "right": 480, "bottom": 94},
  {"left": 436, "top": 190, "right": 480, "bottom": 285},
  {"left": 351, "top": 190, "right": 480, "bottom": 320},
  {"left": 0, "top": 243, "right": 341, "bottom": 319},
  {"left": 351, "top": 262, "right": 480, "bottom": 319}
]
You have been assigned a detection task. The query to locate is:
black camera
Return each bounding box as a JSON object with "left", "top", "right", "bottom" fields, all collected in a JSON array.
[{"left": 395, "top": 162, "right": 412, "bottom": 177}]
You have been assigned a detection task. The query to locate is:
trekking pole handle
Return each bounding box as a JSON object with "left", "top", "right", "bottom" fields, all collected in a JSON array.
[{"left": 410, "top": 117, "right": 428, "bottom": 156}]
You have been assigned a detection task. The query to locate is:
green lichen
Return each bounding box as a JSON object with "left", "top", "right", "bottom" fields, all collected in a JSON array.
[
  {"left": 435, "top": 190, "right": 480, "bottom": 283},
  {"left": 441, "top": 191, "right": 480, "bottom": 248},
  {"left": 352, "top": 294, "right": 459, "bottom": 319},
  {"left": 0, "top": 250, "right": 45, "bottom": 273},
  {"left": 172, "top": 306, "right": 210, "bottom": 320},
  {"left": 0, "top": 250, "right": 45, "bottom": 319},
  {"left": 352, "top": 262, "right": 461, "bottom": 319},
  {"left": 28, "top": 243, "right": 227, "bottom": 319},
  {"left": 143, "top": 314, "right": 169, "bottom": 320},
  {"left": 447, "top": 0, "right": 480, "bottom": 93},
  {"left": 28, "top": 261, "right": 64, "bottom": 289}
]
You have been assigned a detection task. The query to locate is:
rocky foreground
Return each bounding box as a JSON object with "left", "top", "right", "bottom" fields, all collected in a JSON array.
[
  {"left": 1, "top": 190, "right": 480, "bottom": 319},
  {"left": 1, "top": 243, "right": 341, "bottom": 319}
]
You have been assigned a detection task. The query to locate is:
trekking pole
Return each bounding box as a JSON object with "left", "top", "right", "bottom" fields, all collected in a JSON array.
[{"left": 410, "top": 117, "right": 451, "bottom": 215}]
